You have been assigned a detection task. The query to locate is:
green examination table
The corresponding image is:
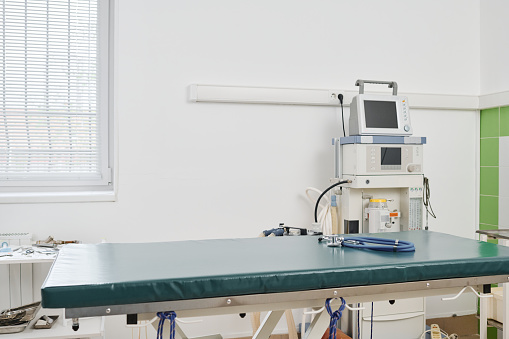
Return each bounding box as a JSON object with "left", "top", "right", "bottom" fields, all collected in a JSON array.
[{"left": 41, "top": 231, "right": 509, "bottom": 339}]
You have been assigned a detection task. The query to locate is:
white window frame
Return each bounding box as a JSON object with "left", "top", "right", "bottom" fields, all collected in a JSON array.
[{"left": 0, "top": 0, "right": 117, "bottom": 203}]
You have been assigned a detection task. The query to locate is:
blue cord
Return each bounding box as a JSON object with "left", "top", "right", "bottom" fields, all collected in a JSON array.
[
  {"left": 342, "top": 236, "right": 415, "bottom": 252},
  {"left": 356, "top": 304, "right": 360, "bottom": 339},
  {"left": 156, "top": 311, "right": 176, "bottom": 339},
  {"left": 370, "top": 302, "right": 374, "bottom": 339},
  {"left": 325, "top": 298, "right": 346, "bottom": 339}
]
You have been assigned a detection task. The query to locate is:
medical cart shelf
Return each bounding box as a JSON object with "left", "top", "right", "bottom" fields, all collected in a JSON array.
[
  {"left": 0, "top": 246, "right": 58, "bottom": 265},
  {"left": 0, "top": 308, "right": 104, "bottom": 339},
  {"left": 476, "top": 316, "right": 504, "bottom": 331},
  {"left": 1, "top": 250, "right": 104, "bottom": 338},
  {"left": 0, "top": 257, "right": 55, "bottom": 265},
  {"left": 488, "top": 319, "right": 504, "bottom": 331}
]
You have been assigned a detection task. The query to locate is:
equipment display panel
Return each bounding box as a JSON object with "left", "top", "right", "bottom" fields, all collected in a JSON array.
[
  {"left": 349, "top": 94, "right": 412, "bottom": 136},
  {"left": 341, "top": 144, "right": 423, "bottom": 176},
  {"left": 364, "top": 101, "right": 398, "bottom": 129}
]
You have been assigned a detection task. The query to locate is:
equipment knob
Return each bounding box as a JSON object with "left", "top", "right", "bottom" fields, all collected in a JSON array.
[
  {"left": 407, "top": 165, "right": 416, "bottom": 172},
  {"left": 404, "top": 125, "right": 410, "bottom": 132}
]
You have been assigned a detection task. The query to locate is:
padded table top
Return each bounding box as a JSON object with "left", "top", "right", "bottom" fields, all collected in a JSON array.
[{"left": 41, "top": 231, "right": 509, "bottom": 309}]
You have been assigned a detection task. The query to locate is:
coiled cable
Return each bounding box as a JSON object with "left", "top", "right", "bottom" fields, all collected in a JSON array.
[{"left": 342, "top": 236, "right": 415, "bottom": 252}]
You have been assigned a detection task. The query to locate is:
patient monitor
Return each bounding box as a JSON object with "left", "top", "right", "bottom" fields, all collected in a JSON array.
[
  {"left": 349, "top": 80, "right": 412, "bottom": 136},
  {"left": 349, "top": 94, "right": 412, "bottom": 136}
]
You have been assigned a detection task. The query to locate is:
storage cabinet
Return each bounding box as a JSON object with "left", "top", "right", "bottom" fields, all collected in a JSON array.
[{"left": 356, "top": 297, "right": 425, "bottom": 339}]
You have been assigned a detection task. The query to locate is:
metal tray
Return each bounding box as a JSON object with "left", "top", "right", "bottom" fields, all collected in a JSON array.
[
  {"left": 0, "top": 302, "right": 41, "bottom": 334},
  {"left": 0, "top": 302, "right": 41, "bottom": 323},
  {"left": 0, "top": 321, "right": 29, "bottom": 334},
  {"left": 0, "top": 311, "right": 26, "bottom": 326}
]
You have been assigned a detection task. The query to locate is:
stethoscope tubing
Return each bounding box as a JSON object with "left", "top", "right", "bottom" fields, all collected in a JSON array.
[{"left": 342, "top": 236, "right": 415, "bottom": 252}]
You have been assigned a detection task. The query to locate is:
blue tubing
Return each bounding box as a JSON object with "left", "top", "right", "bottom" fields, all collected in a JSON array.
[
  {"left": 156, "top": 311, "right": 176, "bottom": 339},
  {"left": 342, "top": 236, "right": 415, "bottom": 252},
  {"left": 325, "top": 297, "right": 346, "bottom": 339}
]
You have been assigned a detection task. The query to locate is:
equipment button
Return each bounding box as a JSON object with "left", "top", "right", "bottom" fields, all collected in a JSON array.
[{"left": 404, "top": 125, "right": 410, "bottom": 132}]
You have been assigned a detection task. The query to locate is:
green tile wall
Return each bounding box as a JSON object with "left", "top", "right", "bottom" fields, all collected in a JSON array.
[
  {"left": 480, "top": 107, "right": 500, "bottom": 231},
  {"left": 480, "top": 167, "right": 499, "bottom": 196},
  {"left": 487, "top": 327, "right": 498, "bottom": 338},
  {"left": 481, "top": 107, "right": 499, "bottom": 138},
  {"left": 501, "top": 106, "right": 509, "bottom": 137},
  {"left": 480, "top": 138, "right": 499, "bottom": 166},
  {"left": 480, "top": 107, "right": 502, "bottom": 339},
  {"left": 479, "top": 195, "right": 498, "bottom": 225}
]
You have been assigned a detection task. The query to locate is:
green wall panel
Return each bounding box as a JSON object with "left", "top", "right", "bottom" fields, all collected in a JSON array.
[
  {"left": 481, "top": 108, "right": 499, "bottom": 138},
  {"left": 480, "top": 167, "right": 499, "bottom": 196},
  {"left": 487, "top": 326, "right": 498, "bottom": 339},
  {"left": 480, "top": 138, "right": 499, "bottom": 167},
  {"left": 501, "top": 106, "right": 509, "bottom": 137},
  {"left": 479, "top": 223, "right": 496, "bottom": 231},
  {"left": 479, "top": 195, "right": 498, "bottom": 226}
]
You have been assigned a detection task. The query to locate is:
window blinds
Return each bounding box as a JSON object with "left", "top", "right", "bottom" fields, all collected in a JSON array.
[{"left": 0, "top": 0, "right": 103, "bottom": 183}]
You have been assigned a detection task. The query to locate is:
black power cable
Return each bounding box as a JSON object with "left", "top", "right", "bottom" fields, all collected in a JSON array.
[
  {"left": 338, "top": 94, "right": 345, "bottom": 137},
  {"left": 423, "top": 176, "right": 436, "bottom": 231},
  {"left": 314, "top": 180, "right": 350, "bottom": 223}
]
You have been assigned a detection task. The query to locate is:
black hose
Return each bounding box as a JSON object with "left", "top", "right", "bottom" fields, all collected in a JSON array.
[{"left": 314, "top": 180, "right": 350, "bottom": 222}]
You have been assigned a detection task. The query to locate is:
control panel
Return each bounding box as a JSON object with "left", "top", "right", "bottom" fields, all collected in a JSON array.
[
  {"left": 342, "top": 144, "right": 423, "bottom": 176},
  {"left": 402, "top": 99, "right": 410, "bottom": 132}
]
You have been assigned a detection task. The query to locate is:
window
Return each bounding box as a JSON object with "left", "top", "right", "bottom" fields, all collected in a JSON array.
[{"left": 0, "top": 0, "right": 113, "bottom": 201}]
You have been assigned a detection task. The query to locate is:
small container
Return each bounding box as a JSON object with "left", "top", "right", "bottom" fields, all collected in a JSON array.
[
  {"left": 308, "top": 222, "right": 322, "bottom": 235},
  {"left": 33, "top": 315, "right": 59, "bottom": 329}
]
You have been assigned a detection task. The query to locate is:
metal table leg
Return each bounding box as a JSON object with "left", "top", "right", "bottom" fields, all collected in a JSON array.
[
  {"left": 303, "top": 308, "right": 329, "bottom": 339},
  {"left": 253, "top": 310, "right": 285, "bottom": 339}
]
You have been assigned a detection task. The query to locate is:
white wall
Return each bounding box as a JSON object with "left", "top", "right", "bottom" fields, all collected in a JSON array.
[
  {"left": 0, "top": 0, "right": 482, "bottom": 337},
  {"left": 480, "top": 0, "right": 509, "bottom": 95}
]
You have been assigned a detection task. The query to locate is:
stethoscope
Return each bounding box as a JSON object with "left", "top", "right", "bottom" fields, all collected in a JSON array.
[{"left": 318, "top": 235, "right": 415, "bottom": 252}]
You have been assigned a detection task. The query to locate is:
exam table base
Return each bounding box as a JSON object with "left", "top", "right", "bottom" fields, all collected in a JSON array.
[
  {"left": 65, "top": 275, "right": 508, "bottom": 339},
  {"left": 150, "top": 308, "right": 327, "bottom": 339},
  {"left": 140, "top": 285, "right": 480, "bottom": 339},
  {"left": 65, "top": 275, "right": 507, "bottom": 319}
]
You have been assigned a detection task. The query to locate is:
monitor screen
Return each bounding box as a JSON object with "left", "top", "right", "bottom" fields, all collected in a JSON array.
[
  {"left": 381, "top": 147, "right": 401, "bottom": 165},
  {"left": 364, "top": 100, "right": 398, "bottom": 128}
]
